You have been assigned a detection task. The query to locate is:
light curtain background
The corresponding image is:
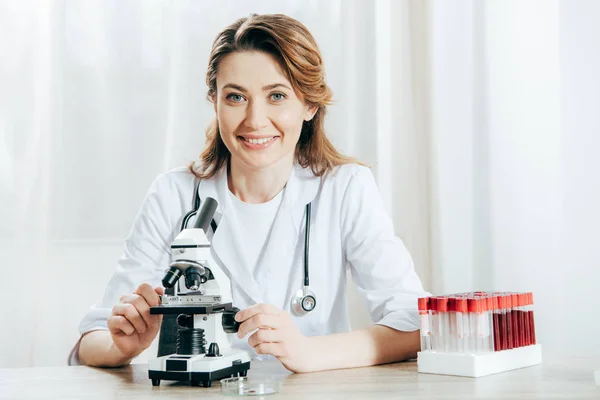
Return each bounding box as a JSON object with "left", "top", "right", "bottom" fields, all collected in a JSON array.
[{"left": 1, "top": 0, "right": 599, "bottom": 367}]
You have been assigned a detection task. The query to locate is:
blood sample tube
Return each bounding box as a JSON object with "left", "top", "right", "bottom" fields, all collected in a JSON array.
[
  {"left": 500, "top": 294, "right": 508, "bottom": 350},
  {"left": 430, "top": 297, "right": 439, "bottom": 352},
  {"left": 492, "top": 295, "right": 501, "bottom": 351},
  {"left": 456, "top": 297, "right": 467, "bottom": 353},
  {"left": 438, "top": 297, "right": 449, "bottom": 352},
  {"left": 505, "top": 293, "right": 513, "bottom": 350},
  {"left": 448, "top": 297, "right": 456, "bottom": 352},
  {"left": 477, "top": 296, "right": 491, "bottom": 353},
  {"left": 418, "top": 297, "right": 431, "bottom": 352},
  {"left": 486, "top": 295, "right": 495, "bottom": 352},
  {"left": 517, "top": 292, "right": 526, "bottom": 348},
  {"left": 511, "top": 293, "right": 519, "bottom": 348},
  {"left": 523, "top": 293, "right": 531, "bottom": 346},
  {"left": 468, "top": 297, "right": 484, "bottom": 353},
  {"left": 528, "top": 292, "right": 537, "bottom": 345}
]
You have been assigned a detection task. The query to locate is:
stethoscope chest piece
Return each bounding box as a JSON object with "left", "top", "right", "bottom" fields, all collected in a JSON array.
[{"left": 291, "top": 287, "right": 317, "bottom": 316}]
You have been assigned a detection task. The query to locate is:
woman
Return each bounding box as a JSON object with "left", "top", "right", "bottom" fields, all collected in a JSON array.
[{"left": 74, "top": 13, "right": 428, "bottom": 373}]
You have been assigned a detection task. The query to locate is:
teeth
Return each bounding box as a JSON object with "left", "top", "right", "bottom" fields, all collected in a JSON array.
[{"left": 246, "top": 137, "right": 274, "bottom": 145}]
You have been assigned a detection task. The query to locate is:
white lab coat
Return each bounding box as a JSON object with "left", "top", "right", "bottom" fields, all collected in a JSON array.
[{"left": 72, "top": 163, "right": 428, "bottom": 362}]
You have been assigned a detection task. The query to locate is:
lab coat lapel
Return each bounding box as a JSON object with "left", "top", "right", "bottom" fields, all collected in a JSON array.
[
  {"left": 198, "top": 167, "right": 263, "bottom": 304},
  {"left": 255, "top": 164, "right": 321, "bottom": 307}
]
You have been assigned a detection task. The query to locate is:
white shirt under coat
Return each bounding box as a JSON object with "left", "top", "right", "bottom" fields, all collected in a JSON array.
[
  {"left": 74, "top": 163, "right": 428, "bottom": 360},
  {"left": 229, "top": 187, "right": 283, "bottom": 280}
]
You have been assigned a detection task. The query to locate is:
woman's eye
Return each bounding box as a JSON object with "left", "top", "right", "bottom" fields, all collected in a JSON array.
[
  {"left": 270, "top": 93, "right": 286, "bottom": 101},
  {"left": 227, "top": 94, "right": 244, "bottom": 102}
]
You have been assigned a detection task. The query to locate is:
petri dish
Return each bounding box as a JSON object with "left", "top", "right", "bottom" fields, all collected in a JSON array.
[{"left": 220, "top": 376, "right": 282, "bottom": 396}]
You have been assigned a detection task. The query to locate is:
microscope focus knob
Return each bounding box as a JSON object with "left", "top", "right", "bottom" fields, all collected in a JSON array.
[
  {"left": 206, "top": 342, "right": 221, "bottom": 357},
  {"left": 222, "top": 307, "right": 241, "bottom": 333},
  {"left": 176, "top": 314, "right": 194, "bottom": 329}
]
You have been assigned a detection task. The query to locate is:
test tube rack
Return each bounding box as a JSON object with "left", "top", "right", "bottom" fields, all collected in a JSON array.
[{"left": 417, "top": 291, "right": 542, "bottom": 378}]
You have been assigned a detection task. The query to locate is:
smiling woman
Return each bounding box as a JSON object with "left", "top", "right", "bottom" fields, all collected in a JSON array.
[{"left": 74, "top": 13, "right": 428, "bottom": 374}]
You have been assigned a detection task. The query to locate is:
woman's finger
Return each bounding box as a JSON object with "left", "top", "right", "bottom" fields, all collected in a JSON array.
[
  {"left": 247, "top": 328, "right": 280, "bottom": 348},
  {"left": 237, "top": 313, "right": 281, "bottom": 338},
  {"left": 235, "top": 303, "right": 282, "bottom": 323},
  {"left": 112, "top": 303, "right": 147, "bottom": 334},
  {"left": 119, "top": 294, "right": 153, "bottom": 329},
  {"left": 135, "top": 283, "right": 162, "bottom": 307},
  {"left": 254, "top": 342, "right": 286, "bottom": 358},
  {"left": 108, "top": 315, "right": 135, "bottom": 336}
]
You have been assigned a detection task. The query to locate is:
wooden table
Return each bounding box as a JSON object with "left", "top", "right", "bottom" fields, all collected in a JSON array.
[{"left": 1, "top": 356, "right": 598, "bottom": 399}]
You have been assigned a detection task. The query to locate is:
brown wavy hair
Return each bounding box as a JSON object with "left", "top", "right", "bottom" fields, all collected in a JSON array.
[{"left": 190, "top": 13, "right": 360, "bottom": 179}]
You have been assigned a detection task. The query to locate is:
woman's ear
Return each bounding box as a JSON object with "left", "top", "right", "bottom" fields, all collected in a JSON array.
[
  {"left": 304, "top": 105, "right": 318, "bottom": 122},
  {"left": 212, "top": 95, "right": 217, "bottom": 113}
]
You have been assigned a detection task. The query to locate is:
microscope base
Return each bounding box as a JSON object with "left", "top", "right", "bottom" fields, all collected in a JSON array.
[
  {"left": 148, "top": 361, "right": 250, "bottom": 387},
  {"left": 148, "top": 349, "right": 251, "bottom": 387}
]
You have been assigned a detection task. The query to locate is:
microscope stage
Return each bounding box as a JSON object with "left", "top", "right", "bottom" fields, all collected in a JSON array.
[{"left": 150, "top": 302, "right": 233, "bottom": 315}]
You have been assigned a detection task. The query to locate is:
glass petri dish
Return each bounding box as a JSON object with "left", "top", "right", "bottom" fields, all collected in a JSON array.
[{"left": 220, "top": 376, "right": 282, "bottom": 396}]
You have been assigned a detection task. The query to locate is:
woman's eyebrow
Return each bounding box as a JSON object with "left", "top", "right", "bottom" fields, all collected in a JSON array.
[
  {"left": 222, "top": 83, "right": 247, "bottom": 92},
  {"left": 221, "top": 83, "right": 292, "bottom": 92},
  {"left": 262, "top": 83, "right": 292, "bottom": 91}
]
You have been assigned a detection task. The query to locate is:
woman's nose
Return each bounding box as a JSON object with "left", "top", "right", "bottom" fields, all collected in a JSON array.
[{"left": 244, "top": 100, "right": 269, "bottom": 130}]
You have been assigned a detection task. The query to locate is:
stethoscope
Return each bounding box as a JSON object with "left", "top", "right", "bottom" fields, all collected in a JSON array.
[{"left": 180, "top": 183, "right": 316, "bottom": 316}]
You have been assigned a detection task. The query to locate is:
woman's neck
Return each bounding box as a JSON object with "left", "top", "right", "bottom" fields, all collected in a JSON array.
[{"left": 228, "top": 157, "right": 294, "bottom": 204}]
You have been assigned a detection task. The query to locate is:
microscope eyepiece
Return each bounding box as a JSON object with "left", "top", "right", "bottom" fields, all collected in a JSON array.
[
  {"left": 162, "top": 266, "right": 182, "bottom": 289},
  {"left": 193, "top": 197, "right": 218, "bottom": 233}
]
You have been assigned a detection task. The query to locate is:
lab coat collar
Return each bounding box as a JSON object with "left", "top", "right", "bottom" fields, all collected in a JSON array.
[{"left": 197, "top": 162, "right": 321, "bottom": 305}]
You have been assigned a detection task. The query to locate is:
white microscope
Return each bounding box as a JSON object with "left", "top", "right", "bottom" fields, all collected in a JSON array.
[{"left": 148, "top": 197, "right": 251, "bottom": 387}]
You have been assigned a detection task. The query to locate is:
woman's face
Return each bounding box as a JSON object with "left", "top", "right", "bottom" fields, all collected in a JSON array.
[{"left": 214, "top": 51, "right": 316, "bottom": 172}]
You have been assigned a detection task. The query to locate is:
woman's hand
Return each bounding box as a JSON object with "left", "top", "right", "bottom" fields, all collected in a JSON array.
[
  {"left": 235, "top": 303, "right": 316, "bottom": 373},
  {"left": 106, "top": 283, "right": 164, "bottom": 361}
]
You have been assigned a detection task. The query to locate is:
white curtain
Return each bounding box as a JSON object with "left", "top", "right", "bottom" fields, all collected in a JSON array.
[{"left": 1, "top": 0, "right": 598, "bottom": 367}]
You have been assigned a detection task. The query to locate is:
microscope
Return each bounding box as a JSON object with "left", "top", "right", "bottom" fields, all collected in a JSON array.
[{"left": 148, "top": 197, "right": 251, "bottom": 387}]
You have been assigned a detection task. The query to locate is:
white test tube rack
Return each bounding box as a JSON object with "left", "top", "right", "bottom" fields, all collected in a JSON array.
[{"left": 418, "top": 344, "right": 542, "bottom": 378}]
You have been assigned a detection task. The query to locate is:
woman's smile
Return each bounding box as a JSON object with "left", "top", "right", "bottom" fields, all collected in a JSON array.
[{"left": 237, "top": 135, "right": 280, "bottom": 150}]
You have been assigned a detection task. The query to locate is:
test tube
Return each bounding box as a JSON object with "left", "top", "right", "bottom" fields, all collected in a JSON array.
[
  {"left": 448, "top": 297, "right": 456, "bottom": 352},
  {"left": 505, "top": 294, "right": 513, "bottom": 350},
  {"left": 430, "top": 297, "right": 439, "bottom": 352},
  {"left": 500, "top": 293, "right": 508, "bottom": 351},
  {"left": 467, "top": 297, "right": 478, "bottom": 353},
  {"left": 477, "top": 297, "right": 491, "bottom": 353},
  {"left": 523, "top": 293, "right": 531, "bottom": 346},
  {"left": 486, "top": 296, "right": 495, "bottom": 352},
  {"left": 517, "top": 292, "right": 526, "bottom": 347},
  {"left": 418, "top": 297, "right": 431, "bottom": 352},
  {"left": 511, "top": 293, "right": 519, "bottom": 349},
  {"left": 456, "top": 297, "right": 467, "bottom": 353},
  {"left": 516, "top": 292, "right": 525, "bottom": 348},
  {"left": 438, "top": 297, "right": 449, "bottom": 352},
  {"left": 492, "top": 295, "right": 501, "bottom": 351},
  {"left": 527, "top": 292, "right": 537, "bottom": 345}
]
